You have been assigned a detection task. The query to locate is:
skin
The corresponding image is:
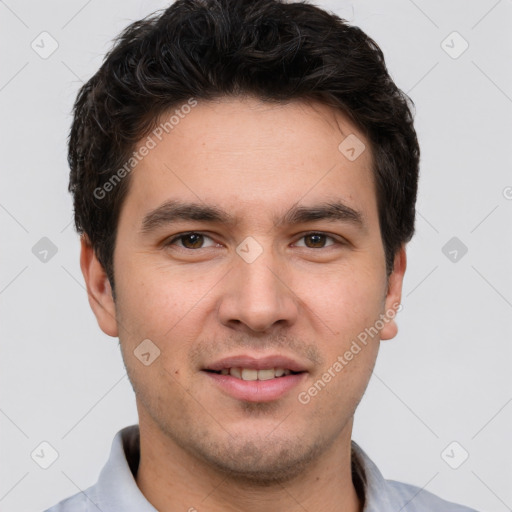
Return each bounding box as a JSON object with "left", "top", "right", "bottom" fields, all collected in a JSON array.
[{"left": 80, "top": 96, "right": 406, "bottom": 512}]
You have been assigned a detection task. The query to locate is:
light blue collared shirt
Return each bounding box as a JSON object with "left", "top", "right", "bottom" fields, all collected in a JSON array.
[{"left": 44, "top": 424, "right": 478, "bottom": 511}]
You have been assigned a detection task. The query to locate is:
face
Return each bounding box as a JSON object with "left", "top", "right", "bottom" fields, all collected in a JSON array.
[{"left": 82, "top": 96, "right": 405, "bottom": 483}]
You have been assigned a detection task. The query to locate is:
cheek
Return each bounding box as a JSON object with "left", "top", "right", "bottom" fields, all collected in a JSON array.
[
  {"left": 115, "top": 257, "right": 207, "bottom": 335},
  {"left": 114, "top": 259, "right": 223, "bottom": 383},
  {"left": 300, "top": 264, "right": 386, "bottom": 338},
  {"left": 114, "top": 267, "right": 201, "bottom": 404}
]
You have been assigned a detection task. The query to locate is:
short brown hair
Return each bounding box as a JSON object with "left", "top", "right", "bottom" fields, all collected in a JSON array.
[{"left": 68, "top": 0, "right": 420, "bottom": 290}]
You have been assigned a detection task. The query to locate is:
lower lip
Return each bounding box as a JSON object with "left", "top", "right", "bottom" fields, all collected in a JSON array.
[{"left": 203, "top": 371, "right": 307, "bottom": 402}]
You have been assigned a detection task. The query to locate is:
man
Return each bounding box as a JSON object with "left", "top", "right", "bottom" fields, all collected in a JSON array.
[{"left": 45, "top": 0, "right": 478, "bottom": 510}]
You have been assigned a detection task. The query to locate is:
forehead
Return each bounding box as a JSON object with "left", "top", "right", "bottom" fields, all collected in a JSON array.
[{"left": 121, "top": 96, "right": 376, "bottom": 227}]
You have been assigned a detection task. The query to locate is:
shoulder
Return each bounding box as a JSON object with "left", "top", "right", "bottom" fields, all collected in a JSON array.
[
  {"left": 42, "top": 483, "right": 100, "bottom": 512},
  {"left": 42, "top": 424, "right": 146, "bottom": 512},
  {"left": 351, "top": 441, "right": 479, "bottom": 512},
  {"left": 385, "top": 479, "right": 479, "bottom": 511}
]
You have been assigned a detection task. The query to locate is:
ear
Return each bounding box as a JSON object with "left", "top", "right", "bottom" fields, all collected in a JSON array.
[
  {"left": 80, "top": 234, "right": 118, "bottom": 337},
  {"left": 380, "top": 245, "right": 407, "bottom": 341}
]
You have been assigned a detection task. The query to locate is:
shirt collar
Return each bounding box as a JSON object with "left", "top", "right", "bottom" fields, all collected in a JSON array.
[
  {"left": 351, "top": 441, "right": 398, "bottom": 511},
  {"left": 95, "top": 424, "right": 157, "bottom": 511}
]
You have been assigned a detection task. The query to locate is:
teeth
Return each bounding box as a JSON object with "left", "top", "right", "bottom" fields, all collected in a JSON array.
[
  {"left": 241, "top": 368, "right": 258, "bottom": 381},
  {"left": 224, "top": 368, "right": 293, "bottom": 380},
  {"left": 257, "top": 369, "right": 275, "bottom": 381}
]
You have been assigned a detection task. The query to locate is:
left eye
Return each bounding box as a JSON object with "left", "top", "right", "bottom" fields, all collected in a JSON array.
[{"left": 294, "top": 233, "right": 337, "bottom": 249}]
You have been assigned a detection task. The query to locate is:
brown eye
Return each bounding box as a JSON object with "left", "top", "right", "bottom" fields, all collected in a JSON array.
[
  {"left": 166, "top": 232, "right": 215, "bottom": 249},
  {"left": 305, "top": 233, "right": 327, "bottom": 248},
  {"left": 180, "top": 233, "right": 204, "bottom": 249},
  {"left": 296, "top": 232, "right": 337, "bottom": 249}
]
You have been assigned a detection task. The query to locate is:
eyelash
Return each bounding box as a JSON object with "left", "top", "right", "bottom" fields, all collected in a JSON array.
[{"left": 164, "top": 231, "right": 343, "bottom": 250}]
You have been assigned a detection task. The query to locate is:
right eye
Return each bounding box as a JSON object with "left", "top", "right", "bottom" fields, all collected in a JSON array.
[{"left": 164, "top": 232, "right": 218, "bottom": 250}]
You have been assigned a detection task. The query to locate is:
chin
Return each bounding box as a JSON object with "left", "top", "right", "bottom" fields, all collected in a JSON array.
[{"left": 191, "top": 434, "right": 327, "bottom": 486}]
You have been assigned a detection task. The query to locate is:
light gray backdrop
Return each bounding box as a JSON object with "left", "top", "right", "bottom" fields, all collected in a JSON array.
[{"left": 1, "top": 1, "right": 511, "bottom": 511}]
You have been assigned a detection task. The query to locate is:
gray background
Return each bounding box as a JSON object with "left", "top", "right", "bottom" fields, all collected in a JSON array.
[{"left": 1, "top": 0, "right": 511, "bottom": 511}]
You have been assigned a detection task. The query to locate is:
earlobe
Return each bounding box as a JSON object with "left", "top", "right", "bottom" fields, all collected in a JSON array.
[
  {"left": 79, "top": 234, "right": 119, "bottom": 337},
  {"left": 380, "top": 246, "right": 407, "bottom": 341}
]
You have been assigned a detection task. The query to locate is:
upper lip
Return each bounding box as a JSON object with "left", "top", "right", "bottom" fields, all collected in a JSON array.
[{"left": 204, "top": 354, "right": 308, "bottom": 373}]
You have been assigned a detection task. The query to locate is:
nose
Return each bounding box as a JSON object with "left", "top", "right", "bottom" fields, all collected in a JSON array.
[{"left": 217, "top": 243, "right": 299, "bottom": 334}]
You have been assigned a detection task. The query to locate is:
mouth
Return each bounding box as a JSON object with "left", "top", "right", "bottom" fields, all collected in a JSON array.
[
  {"left": 205, "top": 367, "right": 300, "bottom": 381},
  {"left": 202, "top": 355, "right": 308, "bottom": 402}
]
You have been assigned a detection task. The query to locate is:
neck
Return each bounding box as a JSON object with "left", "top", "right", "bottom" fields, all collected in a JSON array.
[{"left": 135, "top": 419, "right": 362, "bottom": 512}]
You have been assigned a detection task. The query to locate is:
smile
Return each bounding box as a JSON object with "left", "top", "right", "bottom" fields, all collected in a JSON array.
[{"left": 208, "top": 368, "right": 296, "bottom": 380}]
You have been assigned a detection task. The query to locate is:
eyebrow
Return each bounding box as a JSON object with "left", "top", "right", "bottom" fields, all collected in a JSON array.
[{"left": 140, "top": 199, "right": 365, "bottom": 235}]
